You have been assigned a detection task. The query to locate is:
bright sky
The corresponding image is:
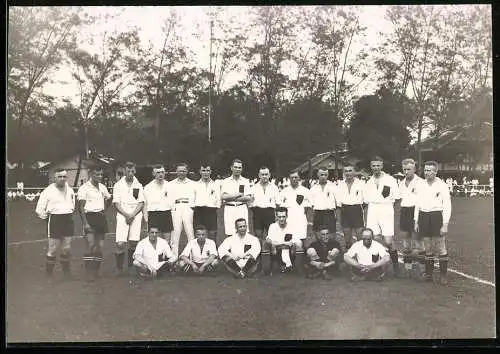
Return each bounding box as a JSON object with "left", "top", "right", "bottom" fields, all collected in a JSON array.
[{"left": 42, "top": 5, "right": 393, "bottom": 105}]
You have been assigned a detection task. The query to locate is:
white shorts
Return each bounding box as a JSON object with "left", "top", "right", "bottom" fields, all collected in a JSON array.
[
  {"left": 116, "top": 212, "right": 143, "bottom": 243},
  {"left": 366, "top": 203, "right": 394, "bottom": 237},
  {"left": 224, "top": 204, "right": 248, "bottom": 236}
]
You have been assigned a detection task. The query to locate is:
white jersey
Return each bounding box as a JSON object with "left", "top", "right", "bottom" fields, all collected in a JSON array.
[
  {"left": 336, "top": 178, "right": 365, "bottom": 206},
  {"left": 36, "top": 183, "right": 75, "bottom": 219},
  {"left": 399, "top": 175, "right": 424, "bottom": 208},
  {"left": 363, "top": 172, "right": 400, "bottom": 205}
]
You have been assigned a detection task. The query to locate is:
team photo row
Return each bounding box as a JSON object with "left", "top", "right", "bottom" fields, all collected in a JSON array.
[{"left": 35, "top": 156, "right": 452, "bottom": 285}]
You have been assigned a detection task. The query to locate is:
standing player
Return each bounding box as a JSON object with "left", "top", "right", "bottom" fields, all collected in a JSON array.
[
  {"left": 193, "top": 163, "right": 221, "bottom": 242},
  {"left": 250, "top": 166, "right": 279, "bottom": 240},
  {"left": 310, "top": 167, "right": 338, "bottom": 236},
  {"left": 264, "top": 207, "right": 303, "bottom": 274},
  {"left": 143, "top": 164, "right": 173, "bottom": 243},
  {"left": 398, "top": 158, "right": 425, "bottom": 277},
  {"left": 179, "top": 224, "right": 219, "bottom": 275},
  {"left": 250, "top": 166, "right": 279, "bottom": 271},
  {"left": 221, "top": 159, "right": 252, "bottom": 237},
  {"left": 132, "top": 226, "right": 177, "bottom": 279},
  {"left": 77, "top": 165, "right": 112, "bottom": 282},
  {"left": 336, "top": 163, "right": 365, "bottom": 251},
  {"left": 363, "top": 156, "right": 400, "bottom": 276},
  {"left": 112, "top": 161, "right": 145, "bottom": 276},
  {"left": 218, "top": 218, "right": 261, "bottom": 278},
  {"left": 35, "top": 168, "right": 76, "bottom": 280},
  {"left": 414, "top": 161, "right": 452, "bottom": 285},
  {"left": 168, "top": 163, "right": 196, "bottom": 257}
]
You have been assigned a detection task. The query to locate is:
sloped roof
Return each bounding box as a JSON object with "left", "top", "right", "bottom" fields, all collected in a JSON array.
[
  {"left": 417, "top": 121, "right": 492, "bottom": 152},
  {"left": 292, "top": 152, "right": 336, "bottom": 173}
]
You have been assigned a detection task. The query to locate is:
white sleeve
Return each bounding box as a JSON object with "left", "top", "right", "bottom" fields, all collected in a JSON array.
[
  {"left": 249, "top": 237, "right": 261, "bottom": 259},
  {"left": 378, "top": 242, "right": 389, "bottom": 257},
  {"left": 180, "top": 241, "right": 192, "bottom": 259},
  {"left": 76, "top": 186, "right": 86, "bottom": 201},
  {"left": 303, "top": 188, "right": 312, "bottom": 208},
  {"left": 133, "top": 241, "right": 144, "bottom": 259},
  {"left": 35, "top": 188, "right": 49, "bottom": 219},
  {"left": 218, "top": 237, "right": 231, "bottom": 258},
  {"left": 163, "top": 241, "right": 176, "bottom": 261},
  {"left": 208, "top": 240, "right": 218, "bottom": 257},
  {"left": 266, "top": 224, "right": 278, "bottom": 242},
  {"left": 112, "top": 183, "right": 121, "bottom": 203},
  {"left": 442, "top": 183, "right": 452, "bottom": 224},
  {"left": 103, "top": 185, "right": 111, "bottom": 200},
  {"left": 345, "top": 243, "right": 358, "bottom": 258}
]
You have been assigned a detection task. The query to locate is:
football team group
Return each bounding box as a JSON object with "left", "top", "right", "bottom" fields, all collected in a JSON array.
[{"left": 35, "top": 156, "right": 451, "bottom": 285}]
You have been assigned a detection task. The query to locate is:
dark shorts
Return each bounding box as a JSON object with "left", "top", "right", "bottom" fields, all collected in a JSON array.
[
  {"left": 399, "top": 206, "right": 415, "bottom": 232},
  {"left": 252, "top": 207, "right": 276, "bottom": 233},
  {"left": 48, "top": 214, "right": 74, "bottom": 239},
  {"left": 418, "top": 211, "right": 443, "bottom": 238},
  {"left": 85, "top": 211, "right": 108, "bottom": 235},
  {"left": 193, "top": 207, "right": 218, "bottom": 231},
  {"left": 313, "top": 210, "right": 336, "bottom": 233},
  {"left": 148, "top": 211, "right": 173, "bottom": 233},
  {"left": 340, "top": 204, "right": 364, "bottom": 229}
]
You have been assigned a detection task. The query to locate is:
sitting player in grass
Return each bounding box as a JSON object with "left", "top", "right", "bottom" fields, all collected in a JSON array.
[
  {"left": 132, "top": 226, "right": 177, "bottom": 279},
  {"left": 343, "top": 227, "right": 390, "bottom": 281},
  {"left": 218, "top": 218, "right": 261, "bottom": 278},
  {"left": 305, "top": 226, "right": 342, "bottom": 280},
  {"left": 264, "top": 207, "right": 303, "bottom": 274},
  {"left": 178, "top": 224, "right": 219, "bottom": 275}
]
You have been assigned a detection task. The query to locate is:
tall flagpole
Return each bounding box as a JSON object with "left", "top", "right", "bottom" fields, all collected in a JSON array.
[{"left": 208, "top": 15, "right": 213, "bottom": 144}]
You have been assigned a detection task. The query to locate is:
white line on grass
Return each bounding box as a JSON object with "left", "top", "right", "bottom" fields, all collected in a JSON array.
[
  {"left": 396, "top": 253, "right": 495, "bottom": 288},
  {"left": 7, "top": 235, "right": 495, "bottom": 288}
]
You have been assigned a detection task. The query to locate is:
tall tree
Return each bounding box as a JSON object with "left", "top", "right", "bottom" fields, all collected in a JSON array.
[
  {"left": 8, "top": 7, "right": 84, "bottom": 166},
  {"left": 346, "top": 87, "right": 413, "bottom": 169},
  {"left": 68, "top": 28, "right": 142, "bottom": 185}
]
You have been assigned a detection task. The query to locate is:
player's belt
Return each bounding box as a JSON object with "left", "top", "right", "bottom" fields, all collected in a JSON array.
[
  {"left": 226, "top": 202, "right": 244, "bottom": 206},
  {"left": 175, "top": 199, "right": 189, "bottom": 204}
]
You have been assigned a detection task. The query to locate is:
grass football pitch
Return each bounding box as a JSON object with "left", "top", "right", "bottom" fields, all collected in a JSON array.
[{"left": 6, "top": 197, "right": 495, "bottom": 341}]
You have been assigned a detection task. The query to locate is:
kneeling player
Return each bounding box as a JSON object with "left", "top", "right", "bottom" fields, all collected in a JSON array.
[
  {"left": 344, "top": 228, "right": 390, "bottom": 281},
  {"left": 218, "top": 218, "right": 261, "bottom": 278},
  {"left": 179, "top": 225, "right": 219, "bottom": 275},
  {"left": 264, "top": 207, "right": 303, "bottom": 274},
  {"left": 306, "top": 226, "right": 342, "bottom": 280},
  {"left": 133, "top": 227, "right": 177, "bottom": 279}
]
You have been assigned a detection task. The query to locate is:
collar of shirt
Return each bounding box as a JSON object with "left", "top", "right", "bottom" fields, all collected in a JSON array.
[
  {"left": 194, "top": 179, "right": 219, "bottom": 207},
  {"left": 252, "top": 182, "right": 278, "bottom": 207},
  {"left": 400, "top": 175, "right": 422, "bottom": 207},
  {"left": 118, "top": 176, "right": 141, "bottom": 188},
  {"left": 78, "top": 181, "right": 108, "bottom": 211},
  {"left": 337, "top": 178, "right": 364, "bottom": 205}
]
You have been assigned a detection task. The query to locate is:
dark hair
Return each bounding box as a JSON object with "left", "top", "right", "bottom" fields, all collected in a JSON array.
[
  {"left": 200, "top": 163, "right": 211, "bottom": 169},
  {"left": 194, "top": 224, "right": 207, "bottom": 232},
  {"left": 343, "top": 162, "right": 354, "bottom": 169},
  {"left": 318, "top": 167, "right": 328, "bottom": 172},
  {"left": 153, "top": 164, "right": 165, "bottom": 170},
  {"left": 232, "top": 159, "right": 243, "bottom": 166},
  {"left": 318, "top": 225, "right": 330, "bottom": 232},
  {"left": 124, "top": 161, "right": 136, "bottom": 168},
  {"left": 234, "top": 218, "right": 247, "bottom": 226},
  {"left": 424, "top": 160, "right": 439, "bottom": 169},
  {"left": 370, "top": 156, "right": 383, "bottom": 163},
  {"left": 360, "top": 227, "right": 374, "bottom": 237},
  {"left": 88, "top": 164, "right": 103, "bottom": 173},
  {"left": 259, "top": 166, "right": 270, "bottom": 172},
  {"left": 275, "top": 206, "right": 288, "bottom": 215},
  {"left": 176, "top": 162, "right": 188, "bottom": 169}
]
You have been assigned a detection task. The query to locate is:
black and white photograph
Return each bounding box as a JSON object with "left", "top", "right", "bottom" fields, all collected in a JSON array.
[{"left": 6, "top": 4, "right": 494, "bottom": 342}]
